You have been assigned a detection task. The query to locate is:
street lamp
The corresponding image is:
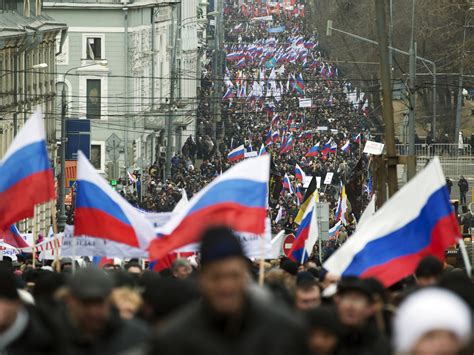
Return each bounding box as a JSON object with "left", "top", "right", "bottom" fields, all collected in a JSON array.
[{"left": 57, "top": 61, "right": 107, "bottom": 231}]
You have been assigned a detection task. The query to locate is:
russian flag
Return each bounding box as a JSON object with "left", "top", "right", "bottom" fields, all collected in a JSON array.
[
  {"left": 296, "top": 184, "right": 303, "bottom": 204},
  {"left": 235, "top": 57, "right": 246, "bottom": 69},
  {"left": 75, "top": 151, "right": 156, "bottom": 249},
  {"left": 265, "top": 130, "right": 272, "bottom": 146},
  {"left": 295, "top": 163, "right": 306, "bottom": 182},
  {"left": 280, "top": 134, "right": 294, "bottom": 154},
  {"left": 328, "top": 221, "right": 343, "bottom": 240},
  {"left": 323, "top": 157, "right": 460, "bottom": 287},
  {"left": 321, "top": 139, "right": 332, "bottom": 155},
  {"left": 2, "top": 225, "right": 29, "bottom": 249},
  {"left": 283, "top": 173, "right": 294, "bottom": 194},
  {"left": 342, "top": 140, "right": 350, "bottom": 153},
  {"left": 258, "top": 144, "right": 268, "bottom": 156},
  {"left": 272, "top": 130, "right": 280, "bottom": 143},
  {"left": 227, "top": 145, "right": 245, "bottom": 162},
  {"left": 226, "top": 52, "right": 243, "bottom": 61},
  {"left": 305, "top": 142, "right": 320, "bottom": 157},
  {"left": 222, "top": 87, "right": 234, "bottom": 100},
  {"left": 289, "top": 196, "right": 318, "bottom": 263},
  {"left": 149, "top": 156, "right": 270, "bottom": 259},
  {"left": 295, "top": 74, "right": 305, "bottom": 95},
  {"left": 354, "top": 133, "right": 361, "bottom": 144},
  {"left": 330, "top": 140, "right": 338, "bottom": 153},
  {"left": 0, "top": 110, "right": 55, "bottom": 230}
]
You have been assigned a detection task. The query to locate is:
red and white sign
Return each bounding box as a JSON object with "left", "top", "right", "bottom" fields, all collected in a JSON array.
[{"left": 282, "top": 233, "right": 295, "bottom": 257}]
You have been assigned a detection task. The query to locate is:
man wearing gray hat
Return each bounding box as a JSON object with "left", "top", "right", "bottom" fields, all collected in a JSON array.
[{"left": 61, "top": 267, "right": 150, "bottom": 355}]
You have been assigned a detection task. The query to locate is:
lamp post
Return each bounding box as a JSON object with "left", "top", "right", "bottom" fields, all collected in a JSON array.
[{"left": 57, "top": 61, "right": 106, "bottom": 231}]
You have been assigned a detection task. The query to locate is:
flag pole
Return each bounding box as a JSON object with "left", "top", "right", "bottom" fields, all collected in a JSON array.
[
  {"left": 51, "top": 202, "right": 61, "bottom": 272},
  {"left": 458, "top": 237, "right": 472, "bottom": 277},
  {"left": 32, "top": 206, "right": 37, "bottom": 269},
  {"left": 300, "top": 240, "right": 306, "bottom": 265},
  {"left": 258, "top": 234, "right": 266, "bottom": 286}
]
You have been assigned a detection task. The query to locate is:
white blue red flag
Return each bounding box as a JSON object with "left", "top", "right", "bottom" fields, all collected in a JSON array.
[
  {"left": 74, "top": 152, "right": 156, "bottom": 249},
  {"left": 324, "top": 157, "right": 460, "bottom": 287},
  {"left": 305, "top": 142, "right": 320, "bottom": 157},
  {"left": 227, "top": 145, "right": 245, "bottom": 162},
  {"left": 295, "top": 163, "right": 306, "bottom": 182},
  {"left": 149, "top": 156, "right": 270, "bottom": 259},
  {"left": 283, "top": 173, "right": 294, "bottom": 194},
  {"left": 0, "top": 110, "right": 55, "bottom": 230},
  {"left": 341, "top": 140, "right": 350, "bottom": 153},
  {"left": 289, "top": 195, "right": 318, "bottom": 263}
]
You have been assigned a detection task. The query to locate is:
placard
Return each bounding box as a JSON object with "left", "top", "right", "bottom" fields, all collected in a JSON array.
[
  {"left": 324, "top": 172, "right": 334, "bottom": 185},
  {"left": 303, "top": 175, "right": 313, "bottom": 188},
  {"left": 298, "top": 98, "right": 312, "bottom": 108},
  {"left": 244, "top": 151, "right": 258, "bottom": 159},
  {"left": 363, "top": 141, "right": 385, "bottom": 155},
  {"left": 316, "top": 176, "right": 322, "bottom": 189}
]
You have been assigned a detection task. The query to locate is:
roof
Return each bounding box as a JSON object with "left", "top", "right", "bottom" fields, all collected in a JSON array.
[{"left": 0, "top": 11, "right": 67, "bottom": 39}]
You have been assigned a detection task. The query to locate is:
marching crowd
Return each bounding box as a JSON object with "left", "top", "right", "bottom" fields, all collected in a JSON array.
[
  {"left": 0, "top": 226, "right": 472, "bottom": 355},
  {"left": 131, "top": 0, "right": 372, "bottom": 237}
]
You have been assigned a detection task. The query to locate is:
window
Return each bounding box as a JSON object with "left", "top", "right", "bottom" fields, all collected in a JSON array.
[
  {"left": 86, "top": 37, "right": 102, "bottom": 60},
  {"left": 86, "top": 79, "right": 101, "bottom": 119},
  {"left": 90, "top": 144, "right": 102, "bottom": 170}
]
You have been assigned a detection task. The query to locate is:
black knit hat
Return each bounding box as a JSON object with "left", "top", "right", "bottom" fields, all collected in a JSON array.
[
  {"left": 415, "top": 256, "right": 443, "bottom": 278},
  {"left": 200, "top": 226, "right": 244, "bottom": 266},
  {"left": 337, "top": 276, "right": 374, "bottom": 302},
  {"left": 307, "top": 306, "right": 343, "bottom": 336},
  {"left": 280, "top": 258, "right": 298, "bottom": 276},
  {"left": 0, "top": 268, "right": 19, "bottom": 301}
]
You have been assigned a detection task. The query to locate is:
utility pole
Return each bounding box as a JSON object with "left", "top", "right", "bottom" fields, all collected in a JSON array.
[
  {"left": 58, "top": 83, "right": 67, "bottom": 231},
  {"left": 211, "top": 0, "right": 224, "bottom": 141},
  {"left": 123, "top": 7, "right": 129, "bottom": 170},
  {"left": 374, "top": 0, "right": 398, "bottom": 201},
  {"left": 165, "top": 2, "right": 178, "bottom": 179},
  {"left": 13, "top": 49, "right": 18, "bottom": 136},
  {"left": 406, "top": 0, "right": 416, "bottom": 180}
]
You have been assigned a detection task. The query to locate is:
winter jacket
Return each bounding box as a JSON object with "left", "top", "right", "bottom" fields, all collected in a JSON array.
[
  {"left": 149, "top": 295, "right": 309, "bottom": 355},
  {"left": 61, "top": 307, "right": 150, "bottom": 355}
]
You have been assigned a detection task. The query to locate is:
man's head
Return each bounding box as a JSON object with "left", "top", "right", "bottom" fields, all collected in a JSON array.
[
  {"left": 295, "top": 278, "right": 321, "bottom": 311},
  {"left": 198, "top": 226, "right": 249, "bottom": 315},
  {"left": 0, "top": 269, "right": 21, "bottom": 333},
  {"left": 415, "top": 256, "right": 443, "bottom": 287},
  {"left": 125, "top": 262, "right": 143, "bottom": 276},
  {"left": 172, "top": 258, "right": 192, "bottom": 279},
  {"left": 334, "top": 277, "right": 374, "bottom": 328},
  {"left": 306, "top": 306, "right": 343, "bottom": 355},
  {"left": 66, "top": 267, "right": 113, "bottom": 337}
]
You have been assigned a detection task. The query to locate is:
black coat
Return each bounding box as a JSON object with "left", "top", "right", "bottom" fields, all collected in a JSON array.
[
  {"left": 4, "top": 305, "right": 70, "bottom": 355},
  {"left": 458, "top": 178, "right": 469, "bottom": 193},
  {"left": 149, "top": 295, "right": 309, "bottom": 355},
  {"left": 336, "top": 321, "right": 391, "bottom": 355},
  {"left": 61, "top": 307, "right": 150, "bottom": 355}
]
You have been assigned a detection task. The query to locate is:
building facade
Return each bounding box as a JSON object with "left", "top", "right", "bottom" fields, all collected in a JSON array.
[
  {"left": 0, "top": 4, "right": 67, "bottom": 234},
  {"left": 43, "top": 0, "right": 206, "bottom": 178}
]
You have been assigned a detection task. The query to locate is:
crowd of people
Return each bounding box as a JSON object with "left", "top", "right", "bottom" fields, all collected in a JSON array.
[
  {"left": 0, "top": 226, "right": 472, "bottom": 355},
  {"left": 126, "top": 0, "right": 373, "bottom": 239}
]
